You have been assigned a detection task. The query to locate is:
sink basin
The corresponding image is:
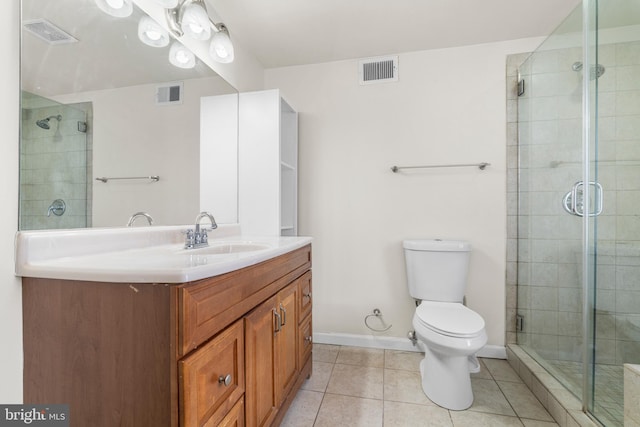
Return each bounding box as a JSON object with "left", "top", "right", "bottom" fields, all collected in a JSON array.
[{"left": 186, "top": 242, "right": 271, "bottom": 255}]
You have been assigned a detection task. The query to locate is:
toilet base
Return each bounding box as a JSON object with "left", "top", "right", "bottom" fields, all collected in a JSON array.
[{"left": 419, "top": 346, "right": 474, "bottom": 410}]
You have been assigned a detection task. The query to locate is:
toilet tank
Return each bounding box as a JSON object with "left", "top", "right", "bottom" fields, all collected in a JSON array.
[{"left": 403, "top": 239, "right": 471, "bottom": 302}]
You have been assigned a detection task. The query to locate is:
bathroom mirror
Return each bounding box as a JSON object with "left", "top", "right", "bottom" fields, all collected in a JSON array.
[{"left": 20, "top": 0, "right": 238, "bottom": 230}]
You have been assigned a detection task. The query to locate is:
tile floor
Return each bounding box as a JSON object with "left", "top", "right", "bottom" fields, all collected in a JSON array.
[{"left": 281, "top": 344, "right": 559, "bottom": 427}]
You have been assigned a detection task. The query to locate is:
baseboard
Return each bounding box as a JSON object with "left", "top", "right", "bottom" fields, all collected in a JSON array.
[
  {"left": 313, "top": 332, "right": 506, "bottom": 359},
  {"left": 313, "top": 332, "right": 421, "bottom": 352}
]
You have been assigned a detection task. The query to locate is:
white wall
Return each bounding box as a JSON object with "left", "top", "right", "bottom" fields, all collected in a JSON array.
[
  {"left": 0, "top": 0, "right": 23, "bottom": 403},
  {"left": 265, "top": 38, "right": 544, "bottom": 348}
]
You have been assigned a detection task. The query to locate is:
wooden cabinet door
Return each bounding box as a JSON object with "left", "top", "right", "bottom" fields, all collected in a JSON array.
[
  {"left": 244, "top": 295, "right": 278, "bottom": 427},
  {"left": 275, "top": 282, "right": 299, "bottom": 405}
]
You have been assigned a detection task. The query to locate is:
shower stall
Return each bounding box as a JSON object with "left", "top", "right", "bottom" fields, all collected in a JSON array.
[
  {"left": 514, "top": 0, "right": 640, "bottom": 426},
  {"left": 20, "top": 92, "right": 92, "bottom": 230}
]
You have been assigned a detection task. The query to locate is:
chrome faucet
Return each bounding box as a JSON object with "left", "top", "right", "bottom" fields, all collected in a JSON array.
[
  {"left": 184, "top": 211, "right": 218, "bottom": 249},
  {"left": 127, "top": 212, "right": 154, "bottom": 227}
]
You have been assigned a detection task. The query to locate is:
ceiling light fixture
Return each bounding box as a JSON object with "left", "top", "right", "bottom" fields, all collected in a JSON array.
[
  {"left": 138, "top": 16, "right": 170, "bottom": 47},
  {"left": 94, "top": 0, "right": 235, "bottom": 68},
  {"left": 94, "top": 0, "right": 133, "bottom": 18},
  {"left": 165, "top": 0, "right": 235, "bottom": 64},
  {"left": 169, "top": 41, "right": 196, "bottom": 68}
]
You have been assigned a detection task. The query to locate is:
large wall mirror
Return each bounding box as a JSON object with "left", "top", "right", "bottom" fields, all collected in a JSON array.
[{"left": 20, "top": 0, "right": 238, "bottom": 230}]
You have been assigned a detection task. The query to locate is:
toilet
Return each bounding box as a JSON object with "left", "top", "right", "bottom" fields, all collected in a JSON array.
[{"left": 403, "top": 239, "right": 487, "bottom": 410}]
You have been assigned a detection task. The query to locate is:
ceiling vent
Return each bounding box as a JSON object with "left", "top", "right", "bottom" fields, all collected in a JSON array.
[
  {"left": 23, "top": 19, "right": 78, "bottom": 45},
  {"left": 359, "top": 56, "right": 398, "bottom": 85},
  {"left": 156, "top": 82, "right": 184, "bottom": 105}
]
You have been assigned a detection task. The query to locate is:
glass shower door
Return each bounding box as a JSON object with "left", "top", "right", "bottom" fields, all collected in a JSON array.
[
  {"left": 516, "top": 0, "right": 589, "bottom": 403},
  {"left": 588, "top": 0, "right": 640, "bottom": 425}
]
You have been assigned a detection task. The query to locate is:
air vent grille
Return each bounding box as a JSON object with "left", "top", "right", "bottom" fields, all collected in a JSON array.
[
  {"left": 359, "top": 56, "right": 398, "bottom": 85},
  {"left": 23, "top": 19, "right": 78, "bottom": 45},
  {"left": 156, "top": 82, "right": 184, "bottom": 105}
]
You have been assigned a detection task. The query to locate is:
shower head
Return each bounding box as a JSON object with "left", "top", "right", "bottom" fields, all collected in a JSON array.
[{"left": 36, "top": 114, "right": 62, "bottom": 130}]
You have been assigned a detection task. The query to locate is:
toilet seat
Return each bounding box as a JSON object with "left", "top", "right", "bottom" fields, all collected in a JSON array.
[{"left": 415, "top": 301, "right": 484, "bottom": 338}]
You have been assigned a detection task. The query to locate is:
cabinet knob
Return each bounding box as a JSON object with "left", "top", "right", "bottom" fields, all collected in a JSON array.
[
  {"left": 218, "top": 374, "right": 232, "bottom": 387},
  {"left": 304, "top": 292, "right": 312, "bottom": 301},
  {"left": 305, "top": 335, "right": 313, "bottom": 343}
]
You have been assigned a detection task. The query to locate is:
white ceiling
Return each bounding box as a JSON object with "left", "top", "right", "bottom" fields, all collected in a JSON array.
[{"left": 210, "top": 0, "right": 583, "bottom": 69}]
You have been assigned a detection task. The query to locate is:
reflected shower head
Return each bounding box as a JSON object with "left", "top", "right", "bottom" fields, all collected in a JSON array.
[{"left": 36, "top": 114, "right": 62, "bottom": 130}]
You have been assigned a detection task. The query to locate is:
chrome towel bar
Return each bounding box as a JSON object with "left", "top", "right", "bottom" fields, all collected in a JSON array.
[
  {"left": 391, "top": 162, "right": 490, "bottom": 173},
  {"left": 95, "top": 176, "right": 160, "bottom": 183}
]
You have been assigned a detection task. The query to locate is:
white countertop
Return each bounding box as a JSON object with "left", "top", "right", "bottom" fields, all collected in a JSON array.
[{"left": 15, "top": 224, "right": 312, "bottom": 283}]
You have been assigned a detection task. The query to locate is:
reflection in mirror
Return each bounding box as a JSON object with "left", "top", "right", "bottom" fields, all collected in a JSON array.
[{"left": 20, "top": 0, "right": 238, "bottom": 230}]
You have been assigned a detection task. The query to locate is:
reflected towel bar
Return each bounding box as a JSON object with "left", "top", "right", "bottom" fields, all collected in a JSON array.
[
  {"left": 95, "top": 176, "right": 160, "bottom": 183},
  {"left": 391, "top": 162, "right": 490, "bottom": 173}
]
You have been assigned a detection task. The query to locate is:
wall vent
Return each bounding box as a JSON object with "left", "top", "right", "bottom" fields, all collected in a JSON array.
[
  {"left": 23, "top": 19, "right": 78, "bottom": 45},
  {"left": 359, "top": 56, "right": 398, "bottom": 85},
  {"left": 156, "top": 82, "right": 183, "bottom": 105}
]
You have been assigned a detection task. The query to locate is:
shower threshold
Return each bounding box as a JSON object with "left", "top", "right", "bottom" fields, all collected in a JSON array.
[{"left": 506, "top": 344, "right": 601, "bottom": 427}]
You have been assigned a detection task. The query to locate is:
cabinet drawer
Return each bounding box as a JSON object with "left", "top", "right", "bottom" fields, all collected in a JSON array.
[
  {"left": 297, "top": 271, "right": 312, "bottom": 323},
  {"left": 180, "top": 320, "right": 245, "bottom": 427},
  {"left": 299, "top": 313, "right": 313, "bottom": 368},
  {"left": 208, "top": 396, "right": 244, "bottom": 427}
]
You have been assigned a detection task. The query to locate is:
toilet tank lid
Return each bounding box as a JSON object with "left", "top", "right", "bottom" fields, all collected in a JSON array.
[{"left": 403, "top": 239, "right": 471, "bottom": 252}]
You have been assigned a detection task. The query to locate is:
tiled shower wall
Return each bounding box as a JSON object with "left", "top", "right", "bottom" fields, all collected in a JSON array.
[
  {"left": 20, "top": 100, "right": 92, "bottom": 230},
  {"left": 506, "top": 40, "right": 640, "bottom": 366}
]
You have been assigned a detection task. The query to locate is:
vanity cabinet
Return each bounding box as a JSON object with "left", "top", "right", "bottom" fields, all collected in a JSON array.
[
  {"left": 244, "top": 276, "right": 303, "bottom": 427},
  {"left": 22, "top": 244, "right": 312, "bottom": 427}
]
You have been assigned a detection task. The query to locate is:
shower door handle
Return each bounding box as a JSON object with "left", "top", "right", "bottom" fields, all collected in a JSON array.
[{"left": 562, "top": 181, "right": 603, "bottom": 217}]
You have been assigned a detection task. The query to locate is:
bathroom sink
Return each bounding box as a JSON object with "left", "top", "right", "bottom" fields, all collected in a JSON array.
[{"left": 185, "top": 242, "right": 272, "bottom": 255}]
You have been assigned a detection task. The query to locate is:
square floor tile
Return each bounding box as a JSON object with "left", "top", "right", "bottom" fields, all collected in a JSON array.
[
  {"left": 498, "top": 381, "right": 554, "bottom": 422},
  {"left": 385, "top": 349, "right": 423, "bottom": 371},
  {"left": 335, "top": 346, "right": 385, "bottom": 368},
  {"left": 383, "top": 368, "right": 433, "bottom": 406},
  {"left": 468, "top": 378, "right": 517, "bottom": 417},
  {"left": 312, "top": 344, "right": 340, "bottom": 363},
  {"left": 280, "top": 390, "right": 323, "bottom": 427},
  {"left": 314, "top": 393, "right": 383, "bottom": 427},
  {"left": 484, "top": 358, "right": 523, "bottom": 383},
  {"left": 383, "top": 400, "right": 453, "bottom": 427},
  {"left": 301, "top": 361, "right": 334, "bottom": 392},
  {"left": 326, "top": 363, "right": 384, "bottom": 399}
]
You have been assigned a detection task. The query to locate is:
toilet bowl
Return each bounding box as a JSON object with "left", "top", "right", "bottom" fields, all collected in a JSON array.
[
  {"left": 412, "top": 301, "right": 487, "bottom": 410},
  {"left": 402, "top": 239, "right": 487, "bottom": 410}
]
